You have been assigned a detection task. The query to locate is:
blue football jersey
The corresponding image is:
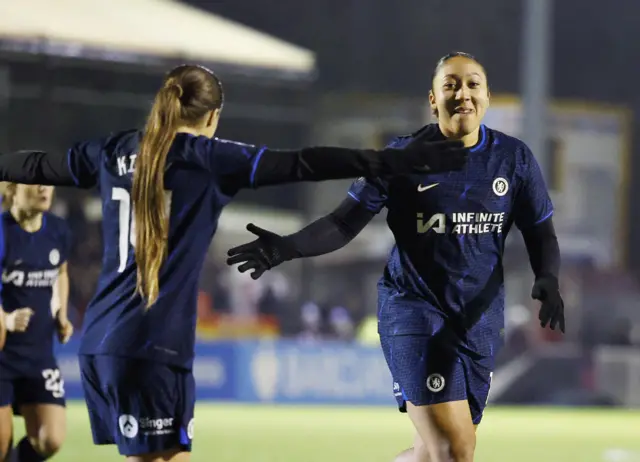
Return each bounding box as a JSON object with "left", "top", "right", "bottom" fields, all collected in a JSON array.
[
  {"left": 348, "top": 124, "right": 553, "bottom": 357},
  {"left": 0, "top": 212, "right": 72, "bottom": 377},
  {"left": 69, "top": 130, "right": 264, "bottom": 369}
]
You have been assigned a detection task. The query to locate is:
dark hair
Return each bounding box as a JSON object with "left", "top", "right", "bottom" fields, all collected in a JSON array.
[
  {"left": 431, "top": 51, "right": 486, "bottom": 85},
  {"left": 431, "top": 51, "right": 485, "bottom": 85},
  {"left": 132, "top": 64, "right": 224, "bottom": 307}
]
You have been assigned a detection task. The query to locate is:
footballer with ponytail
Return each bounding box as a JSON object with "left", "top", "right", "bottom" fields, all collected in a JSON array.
[
  {"left": 0, "top": 63, "right": 467, "bottom": 459},
  {"left": 133, "top": 66, "right": 223, "bottom": 307}
]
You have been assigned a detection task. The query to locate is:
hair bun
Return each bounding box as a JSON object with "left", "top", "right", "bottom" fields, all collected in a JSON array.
[{"left": 166, "top": 82, "right": 184, "bottom": 99}]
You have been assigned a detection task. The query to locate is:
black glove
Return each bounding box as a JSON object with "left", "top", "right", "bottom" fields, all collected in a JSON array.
[
  {"left": 404, "top": 125, "right": 468, "bottom": 173},
  {"left": 531, "top": 277, "right": 565, "bottom": 333},
  {"left": 226, "top": 224, "right": 297, "bottom": 280},
  {"left": 378, "top": 137, "right": 467, "bottom": 175}
]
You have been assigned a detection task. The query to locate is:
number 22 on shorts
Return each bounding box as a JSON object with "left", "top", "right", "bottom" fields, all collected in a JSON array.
[{"left": 42, "top": 368, "right": 65, "bottom": 399}]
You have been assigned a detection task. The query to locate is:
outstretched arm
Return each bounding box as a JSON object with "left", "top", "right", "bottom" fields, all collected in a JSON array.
[
  {"left": 249, "top": 141, "right": 463, "bottom": 188},
  {"left": 198, "top": 126, "right": 466, "bottom": 195},
  {"left": 250, "top": 124, "right": 455, "bottom": 187},
  {"left": 284, "top": 196, "right": 375, "bottom": 256},
  {"left": 227, "top": 196, "right": 375, "bottom": 279},
  {"left": 0, "top": 150, "right": 77, "bottom": 186},
  {"left": 0, "top": 137, "right": 103, "bottom": 188},
  {"left": 0, "top": 138, "right": 465, "bottom": 190}
]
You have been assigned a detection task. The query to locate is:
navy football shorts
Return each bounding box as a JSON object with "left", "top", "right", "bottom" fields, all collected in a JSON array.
[
  {"left": 79, "top": 355, "right": 195, "bottom": 457},
  {"left": 0, "top": 361, "right": 66, "bottom": 414},
  {"left": 380, "top": 334, "right": 493, "bottom": 425}
]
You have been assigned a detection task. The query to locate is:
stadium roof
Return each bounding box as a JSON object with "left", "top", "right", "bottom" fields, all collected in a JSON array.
[{"left": 0, "top": 0, "right": 315, "bottom": 76}]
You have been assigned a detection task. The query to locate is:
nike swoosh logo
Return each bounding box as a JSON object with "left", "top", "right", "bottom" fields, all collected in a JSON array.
[{"left": 417, "top": 183, "right": 439, "bottom": 192}]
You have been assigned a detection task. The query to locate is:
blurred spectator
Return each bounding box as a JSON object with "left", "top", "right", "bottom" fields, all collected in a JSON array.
[
  {"left": 328, "top": 305, "right": 355, "bottom": 341},
  {"left": 298, "top": 302, "right": 323, "bottom": 342}
]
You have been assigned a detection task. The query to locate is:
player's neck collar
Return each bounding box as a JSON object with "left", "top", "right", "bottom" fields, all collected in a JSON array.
[
  {"left": 469, "top": 125, "right": 488, "bottom": 153},
  {"left": 433, "top": 124, "right": 488, "bottom": 153}
]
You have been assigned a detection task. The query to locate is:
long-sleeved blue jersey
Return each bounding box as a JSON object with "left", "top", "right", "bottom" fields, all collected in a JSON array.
[{"left": 348, "top": 124, "right": 553, "bottom": 358}]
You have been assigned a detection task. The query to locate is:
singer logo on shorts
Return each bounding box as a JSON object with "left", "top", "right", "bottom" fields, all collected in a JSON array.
[
  {"left": 118, "top": 414, "right": 175, "bottom": 438},
  {"left": 118, "top": 415, "right": 139, "bottom": 439}
]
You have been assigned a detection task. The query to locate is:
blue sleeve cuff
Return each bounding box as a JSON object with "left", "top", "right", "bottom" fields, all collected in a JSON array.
[
  {"left": 347, "top": 191, "right": 361, "bottom": 202},
  {"left": 249, "top": 147, "right": 268, "bottom": 187},
  {"left": 533, "top": 210, "right": 554, "bottom": 226},
  {"left": 66, "top": 148, "right": 81, "bottom": 186}
]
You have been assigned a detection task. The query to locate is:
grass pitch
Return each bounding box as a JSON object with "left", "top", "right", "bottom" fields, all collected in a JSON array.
[{"left": 12, "top": 403, "right": 640, "bottom": 461}]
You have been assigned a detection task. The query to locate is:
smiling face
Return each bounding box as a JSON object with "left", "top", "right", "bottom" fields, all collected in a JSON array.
[{"left": 429, "top": 55, "right": 490, "bottom": 140}]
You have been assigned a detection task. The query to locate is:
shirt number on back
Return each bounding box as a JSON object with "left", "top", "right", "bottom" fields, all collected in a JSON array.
[
  {"left": 42, "top": 368, "right": 65, "bottom": 399},
  {"left": 111, "top": 187, "right": 173, "bottom": 273}
]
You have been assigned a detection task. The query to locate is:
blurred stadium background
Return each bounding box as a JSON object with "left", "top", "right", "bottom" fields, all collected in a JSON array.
[{"left": 3, "top": 0, "right": 640, "bottom": 460}]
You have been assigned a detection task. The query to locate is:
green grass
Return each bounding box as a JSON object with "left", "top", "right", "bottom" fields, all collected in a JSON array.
[{"left": 12, "top": 402, "right": 640, "bottom": 461}]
